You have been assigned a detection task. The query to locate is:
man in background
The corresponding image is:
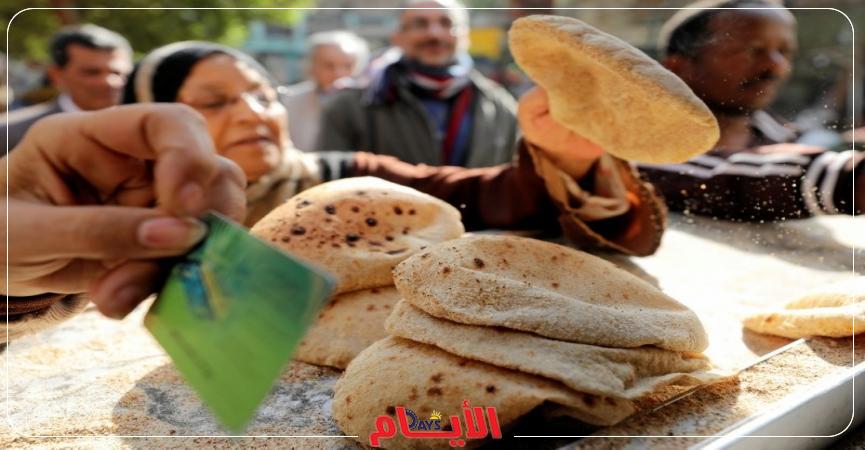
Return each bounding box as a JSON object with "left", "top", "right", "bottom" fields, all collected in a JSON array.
[
  {"left": 317, "top": 0, "right": 518, "bottom": 168},
  {"left": 282, "top": 30, "right": 368, "bottom": 151},
  {"left": 2, "top": 24, "right": 132, "bottom": 153},
  {"left": 639, "top": 0, "right": 862, "bottom": 219}
]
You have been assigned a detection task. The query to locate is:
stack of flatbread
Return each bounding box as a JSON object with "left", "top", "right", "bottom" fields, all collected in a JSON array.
[
  {"left": 250, "top": 177, "right": 464, "bottom": 368},
  {"left": 744, "top": 277, "right": 865, "bottom": 339},
  {"left": 333, "top": 235, "right": 727, "bottom": 448}
]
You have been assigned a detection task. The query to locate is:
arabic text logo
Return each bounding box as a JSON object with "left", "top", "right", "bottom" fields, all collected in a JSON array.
[{"left": 369, "top": 400, "right": 502, "bottom": 448}]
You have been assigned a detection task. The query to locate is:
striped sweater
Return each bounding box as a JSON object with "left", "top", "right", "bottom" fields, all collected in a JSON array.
[{"left": 638, "top": 111, "right": 862, "bottom": 221}]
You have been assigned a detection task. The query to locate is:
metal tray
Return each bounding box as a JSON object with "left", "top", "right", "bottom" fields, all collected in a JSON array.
[{"left": 696, "top": 357, "right": 865, "bottom": 449}]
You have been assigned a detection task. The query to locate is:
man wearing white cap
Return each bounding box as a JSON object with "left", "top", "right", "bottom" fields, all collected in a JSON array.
[{"left": 639, "top": 0, "right": 862, "bottom": 219}]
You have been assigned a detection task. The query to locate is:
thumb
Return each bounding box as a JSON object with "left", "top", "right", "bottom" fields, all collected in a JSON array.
[{"left": 8, "top": 201, "right": 207, "bottom": 263}]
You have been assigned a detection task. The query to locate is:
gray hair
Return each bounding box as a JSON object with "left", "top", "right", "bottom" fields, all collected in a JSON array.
[
  {"left": 307, "top": 30, "right": 369, "bottom": 74},
  {"left": 50, "top": 24, "right": 131, "bottom": 67}
]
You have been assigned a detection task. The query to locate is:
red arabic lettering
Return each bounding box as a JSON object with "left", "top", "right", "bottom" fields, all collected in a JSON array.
[{"left": 369, "top": 415, "right": 397, "bottom": 447}]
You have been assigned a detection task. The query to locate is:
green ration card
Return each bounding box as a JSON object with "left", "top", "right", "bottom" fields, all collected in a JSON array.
[{"left": 144, "top": 212, "right": 336, "bottom": 432}]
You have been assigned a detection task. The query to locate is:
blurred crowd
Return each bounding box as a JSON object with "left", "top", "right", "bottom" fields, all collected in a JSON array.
[{"left": 4, "top": 0, "right": 861, "bottom": 220}]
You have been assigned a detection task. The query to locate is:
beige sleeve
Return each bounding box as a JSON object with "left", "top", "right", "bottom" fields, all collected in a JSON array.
[
  {"left": 244, "top": 149, "right": 325, "bottom": 227},
  {"left": 525, "top": 142, "right": 667, "bottom": 256}
]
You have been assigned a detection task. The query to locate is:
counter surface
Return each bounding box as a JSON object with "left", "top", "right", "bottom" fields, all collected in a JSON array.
[{"left": 3, "top": 214, "right": 862, "bottom": 449}]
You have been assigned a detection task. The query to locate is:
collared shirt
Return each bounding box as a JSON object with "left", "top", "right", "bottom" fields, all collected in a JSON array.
[
  {"left": 748, "top": 110, "right": 799, "bottom": 146},
  {"left": 57, "top": 94, "right": 83, "bottom": 113},
  {"left": 281, "top": 81, "right": 323, "bottom": 152}
]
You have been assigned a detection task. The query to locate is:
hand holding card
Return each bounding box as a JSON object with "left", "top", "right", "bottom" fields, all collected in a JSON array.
[{"left": 145, "top": 212, "right": 336, "bottom": 432}]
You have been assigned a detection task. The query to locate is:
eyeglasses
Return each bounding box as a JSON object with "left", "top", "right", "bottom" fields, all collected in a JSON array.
[{"left": 187, "top": 89, "right": 279, "bottom": 115}]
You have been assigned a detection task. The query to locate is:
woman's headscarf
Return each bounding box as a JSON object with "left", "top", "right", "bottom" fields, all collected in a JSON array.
[
  {"left": 122, "top": 41, "right": 323, "bottom": 224},
  {"left": 122, "top": 41, "right": 278, "bottom": 104}
]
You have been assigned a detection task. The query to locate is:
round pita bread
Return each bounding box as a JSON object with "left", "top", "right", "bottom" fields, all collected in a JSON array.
[
  {"left": 333, "top": 337, "right": 635, "bottom": 449},
  {"left": 509, "top": 15, "right": 719, "bottom": 163},
  {"left": 393, "top": 235, "right": 708, "bottom": 352},
  {"left": 784, "top": 277, "right": 865, "bottom": 310},
  {"left": 744, "top": 277, "right": 865, "bottom": 339},
  {"left": 295, "top": 286, "right": 401, "bottom": 369},
  {"left": 386, "top": 301, "right": 723, "bottom": 400},
  {"left": 251, "top": 177, "right": 464, "bottom": 294}
]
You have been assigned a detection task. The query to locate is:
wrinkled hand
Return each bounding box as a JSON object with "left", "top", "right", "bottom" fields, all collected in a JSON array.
[
  {"left": 2, "top": 104, "right": 247, "bottom": 318},
  {"left": 517, "top": 87, "right": 605, "bottom": 179}
]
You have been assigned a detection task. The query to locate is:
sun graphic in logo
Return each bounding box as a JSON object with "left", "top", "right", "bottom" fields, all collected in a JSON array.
[{"left": 429, "top": 410, "right": 443, "bottom": 421}]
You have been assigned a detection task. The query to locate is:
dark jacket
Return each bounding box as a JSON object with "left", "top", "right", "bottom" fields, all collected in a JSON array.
[
  {"left": 316, "top": 69, "right": 518, "bottom": 168},
  {"left": 1, "top": 100, "right": 62, "bottom": 154}
]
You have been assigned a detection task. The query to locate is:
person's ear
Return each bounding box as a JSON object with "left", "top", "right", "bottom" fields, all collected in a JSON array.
[{"left": 47, "top": 65, "right": 65, "bottom": 90}]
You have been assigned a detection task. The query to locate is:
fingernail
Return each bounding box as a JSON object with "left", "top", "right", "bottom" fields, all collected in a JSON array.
[
  {"left": 179, "top": 182, "right": 204, "bottom": 215},
  {"left": 108, "top": 286, "right": 143, "bottom": 319},
  {"left": 105, "top": 309, "right": 127, "bottom": 320},
  {"left": 138, "top": 217, "right": 207, "bottom": 249}
]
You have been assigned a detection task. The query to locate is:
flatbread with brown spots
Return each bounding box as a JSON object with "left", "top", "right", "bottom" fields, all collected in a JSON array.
[
  {"left": 393, "top": 235, "right": 708, "bottom": 352},
  {"left": 332, "top": 337, "right": 635, "bottom": 449},
  {"left": 386, "top": 301, "right": 724, "bottom": 399},
  {"left": 250, "top": 177, "right": 464, "bottom": 294},
  {"left": 295, "top": 286, "right": 401, "bottom": 369}
]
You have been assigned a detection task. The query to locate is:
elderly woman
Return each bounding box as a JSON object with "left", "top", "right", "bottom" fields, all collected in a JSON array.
[{"left": 124, "top": 41, "right": 664, "bottom": 255}]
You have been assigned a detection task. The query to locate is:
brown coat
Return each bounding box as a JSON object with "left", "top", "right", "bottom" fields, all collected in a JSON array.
[{"left": 351, "top": 140, "right": 665, "bottom": 256}]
